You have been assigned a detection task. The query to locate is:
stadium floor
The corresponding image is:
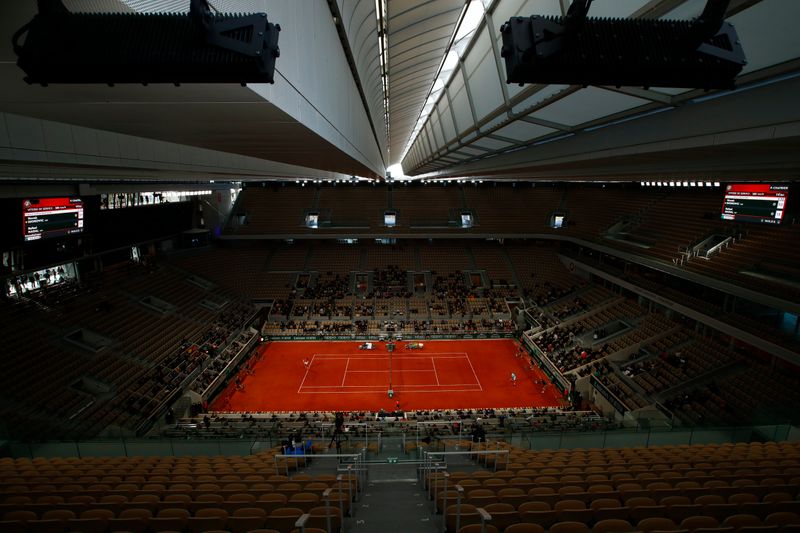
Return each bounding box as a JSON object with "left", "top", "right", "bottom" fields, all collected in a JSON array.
[{"left": 212, "top": 339, "right": 565, "bottom": 412}]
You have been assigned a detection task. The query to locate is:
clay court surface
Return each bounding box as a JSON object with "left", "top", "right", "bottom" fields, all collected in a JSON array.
[{"left": 212, "top": 339, "right": 564, "bottom": 412}]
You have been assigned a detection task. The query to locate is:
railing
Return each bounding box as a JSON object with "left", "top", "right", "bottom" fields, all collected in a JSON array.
[
  {"left": 419, "top": 449, "right": 511, "bottom": 521},
  {"left": 5, "top": 422, "right": 794, "bottom": 459},
  {"left": 197, "top": 328, "right": 260, "bottom": 400},
  {"left": 522, "top": 332, "right": 571, "bottom": 393},
  {"left": 590, "top": 375, "right": 630, "bottom": 415},
  {"left": 273, "top": 452, "right": 366, "bottom": 502}
]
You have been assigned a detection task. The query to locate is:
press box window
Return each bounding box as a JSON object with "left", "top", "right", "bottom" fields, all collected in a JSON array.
[
  {"left": 384, "top": 211, "right": 397, "bottom": 227},
  {"left": 305, "top": 212, "right": 319, "bottom": 228}
]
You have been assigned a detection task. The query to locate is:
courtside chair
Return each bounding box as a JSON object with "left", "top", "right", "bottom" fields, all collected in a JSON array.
[
  {"left": 509, "top": 477, "right": 534, "bottom": 491},
  {"left": 527, "top": 487, "right": 559, "bottom": 507},
  {"left": 107, "top": 507, "right": 150, "bottom": 533},
  {"left": 481, "top": 502, "right": 518, "bottom": 531},
  {"left": 682, "top": 516, "right": 722, "bottom": 532},
  {"left": 265, "top": 507, "right": 304, "bottom": 533},
  {"left": 517, "top": 501, "right": 558, "bottom": 529},
  {"left": 662, "top": 496, "right": 693, "bottom": 508},
  {"left": 187, "top": 507, "right": 229, "bottom": 533},
  {"left": 592, "top": 519, "right": 634, "bottom": 533},
  {"left": 722, "top": 514, "right": 764, "bottom": 532},
  {"left": 555, "top": 500, "right": 593, "bottom": 524},
  {"left": 636, "top": 516, "right": 679, "bottom": 533},
  {"left": 437, "top": 490, "right": 461, "bottom": 514},
  {"left": 130, "top": 493, "right": 161, "bottom": 511},
  {"left": 227, "top": 506, "right": 267, "bottom": 533},
  {"left": 764, "top": 511, "right": 800, "bottom": 527},
  {"left": 504, "top": 523, "right": 544, "bottom": 533},
  {"left": 458, "top": 524, "right": 499, "bottom": 533},
  {"left": 66, "top": 509, "right": 114, "bottom": 533},
  {"left": 326, "top": 491, "right": 351, "bottom": 516},
  {"left": 467, "top": 488, "right": 498, "bottom": 507},
  {"left": 148, "top": 507, "right": 190, "bottom": 532},
  {"left": 497, "top": 487, "right": 527, "bottom": 508},
  {"left": 591, "top": 498, "right": 629, "bottom": 522},
  {"left": 306, "top": 505, "right": 342, "bottom": 532},
  {"left": 445, "top": 503, "right": 482, "bottom": 533},
  {"left": 549, "top": 521, "right": 591, "bottom": 533},
  {"left": 35, "top": 495, "right": 65, "bottom": 505},
  {"left": 257, "top": 493, "right": 289, "bottom": 515},
  {"left": 163, "top": 493, "right": 193, "bottom": 508},
  {"left": 627, "top": 497, "right": 667, "bottom": 523},
  {"left": 288, "top": 493, "right": 319, "bottom": 513}
]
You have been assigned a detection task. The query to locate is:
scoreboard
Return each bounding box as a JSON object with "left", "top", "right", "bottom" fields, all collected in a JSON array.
[
  {"left": 23, "top": 197, "right": 84, "bottom": 242},
  {"left": 721, "top": 184, "right": 788, "bottom": 225}
]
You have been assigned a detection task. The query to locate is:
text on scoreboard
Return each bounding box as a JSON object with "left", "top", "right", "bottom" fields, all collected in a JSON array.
[
  {"left": 721, "top": 184, "right": 788, "bottom": 224},
  {"left": 23, "top": 197, "right": 84, "bottom": 241}
]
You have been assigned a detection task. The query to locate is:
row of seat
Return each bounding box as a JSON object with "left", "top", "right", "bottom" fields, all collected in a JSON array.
[
  {"left": 2, "top": 505, "right": 339, "bottom": 533},
  {"left": 433, "top": 492, "right": 800, "bottom": 525},
  {"left": 446, "top": 505, "right": 800, "bottom": 533},
  {"left": 1, "top": 489, "right": 353, "bottom": 514}
]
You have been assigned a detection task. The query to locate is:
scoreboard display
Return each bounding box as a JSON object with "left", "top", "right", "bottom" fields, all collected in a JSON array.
[
  {"left": 721, "top": 184, "right": 788, "bottom": 225},
  {"left": 23, "top": 197, "right": 84, "bottom": 241}
]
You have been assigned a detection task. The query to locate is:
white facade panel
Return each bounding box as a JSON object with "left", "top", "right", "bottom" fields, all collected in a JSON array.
[
  {"left": 438, "top": 98, "right": 456, "bottom": 143},
  {"left": 532, "top": 87, "right": 649, "bottom": 126},
  {"left": 246, "top": 1, "right": 385, "bottom": 176},
  {"left": 467, "top": 29, "right": 504, "bottom": 121}
]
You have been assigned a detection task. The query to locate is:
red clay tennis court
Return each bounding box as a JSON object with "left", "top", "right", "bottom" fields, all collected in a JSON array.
[{"left": 212, "top": 339, "right": 565, "bottom": 412}]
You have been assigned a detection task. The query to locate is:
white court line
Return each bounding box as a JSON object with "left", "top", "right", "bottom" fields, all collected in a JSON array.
[
  {"left": 341, "top": 358, "right": 349, "bottom": 386},
  {"left": 299, "top": 387, "right": 483, "bottom": 394},
  {"left": 310, "top": 352, "right": 468, "bottom": 357},
  {"left": 296, "top": 354, "right": 315, "bottom": 394},
  {"left": 301, "top": 382, "right": 480, "bottom": 389},
  {"left": 310, "top": 355, "right": 469, "bottom": 360},
  {"left": 345, "top": 369, "right": 436, "bottom": 373},
  {"left": 299, "top": 352, "right": 483, "bottom": 392},
  {"left": 464, "top": 353, "right": 484, "bottom": 392}
]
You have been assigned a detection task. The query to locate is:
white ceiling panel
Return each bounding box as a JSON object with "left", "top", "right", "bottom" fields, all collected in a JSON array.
[
  {"left": 511, "top": 85, "right": 570, "bottom": 115},
  {"left": 493, "top": 120, "right": 557, "bottom": 142},
  {"left": 662, "top": 0, "right": 706, "bottom": 20},
  {"left": 531, "top": 87, "right": 650, "bottom": 126},
  {"left": 471, "top": 136, "right": 513, "bottom": 150},
  {"left": 387, "top": 0, "right": 465, "bottom": 161},
  {"left": 729, "top": 0, "right": 800, "bottom": 75}
]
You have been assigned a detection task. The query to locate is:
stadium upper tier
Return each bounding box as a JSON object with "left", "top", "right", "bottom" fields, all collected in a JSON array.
[{"left": 225, "top": 184, "right": 800, "bottom": 303}]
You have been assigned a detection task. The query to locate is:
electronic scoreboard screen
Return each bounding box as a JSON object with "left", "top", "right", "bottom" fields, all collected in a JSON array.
[
  {"left": 23, "top": 197, "right": 84, "bottom": 241},
  {"left": 721, "top": 184, "right": 788, "bottom": 225}
]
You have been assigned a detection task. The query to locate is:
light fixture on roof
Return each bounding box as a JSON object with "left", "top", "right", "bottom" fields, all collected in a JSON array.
[
  {"left": 14, "top": 0, "right": 282, "bottom": 85},
  {"left": 499, "top": 0, "right": 745, "bottom": 89}
]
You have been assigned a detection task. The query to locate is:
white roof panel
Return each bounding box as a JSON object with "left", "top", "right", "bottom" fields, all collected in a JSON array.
[
  {"left": 387, "top": 0, "right": 465, "bottom": 161},
  {"left": 530, "top": 87, "right": 650, "bottom": 127}
]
